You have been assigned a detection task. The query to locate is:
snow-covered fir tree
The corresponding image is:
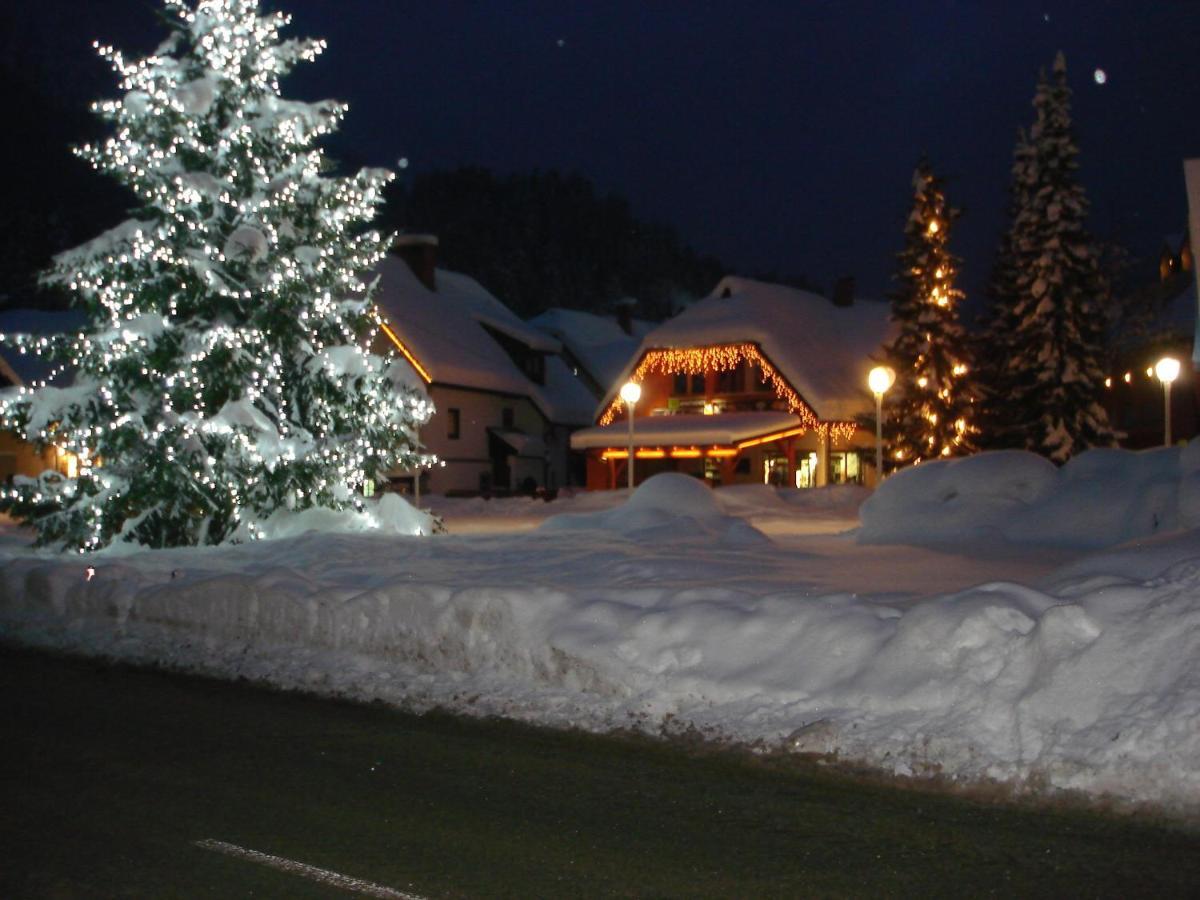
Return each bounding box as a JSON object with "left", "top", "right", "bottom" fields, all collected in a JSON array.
[
  {"left": 975, "top": 127, "right": 1035, "bottom": 450},
  {"left": 985, "top": 52, "right": 1115, "bottom": 461},
  {"left": 880, "top": 159, "right": 977, "bottom": 466},
  {"left": 0, "top": 0, "right": 433, "bottom": 552}
]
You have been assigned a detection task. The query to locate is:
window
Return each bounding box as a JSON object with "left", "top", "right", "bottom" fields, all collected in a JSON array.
[
  {"left": 795, "top": 451, "right": 820, "bottom": 488},
  {"left": 716, "top": 365, "right": 743, "bottom": 394},
  {"left": 762, "top": 455, "right": 787, "bottom": 485},
  {"left": 691, "top": 373, "right": 705, "bottom": 394},
  {"left": 502, "top": 407, "right": 514, "bottom": 430},
  {"left": 447, "top": 408, "right": 460, "bottom": 439},
  {"left": 829, "top": 451, "right": 863, "bottom": 485},
  {"left": 674, "top": 373, "right": 688, "bottom": 395}
]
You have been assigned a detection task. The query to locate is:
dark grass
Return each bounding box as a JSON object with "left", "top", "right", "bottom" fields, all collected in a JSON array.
[{"left": 2, "top": 644, "right": 1198, "bottom": 898}]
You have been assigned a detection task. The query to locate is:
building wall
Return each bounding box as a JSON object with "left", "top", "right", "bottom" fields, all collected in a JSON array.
[
  {"left": 404, "top": 385, "right": 579, "bottom": 495},
  {"left": 584, "top": 425, "right": 877, "bottom": 490},
  {"left": 0, "top": 433, "right": 68, "bottom": 483}
]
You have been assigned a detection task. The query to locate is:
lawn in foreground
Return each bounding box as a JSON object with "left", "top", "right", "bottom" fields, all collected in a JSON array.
[{"left": 2, "top": 645, "right": 1197, "bottom": 898}]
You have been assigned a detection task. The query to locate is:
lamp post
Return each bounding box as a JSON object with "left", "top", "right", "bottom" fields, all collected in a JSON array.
[
  {"left": 868, "top": 366, "right": 895, "bottom": 484},
  {"left": 619, "top": 381, "right": 642, "bottom": 490},
  {"left": 1155, "top": 356, "right": 1181, "bottom": 447}
]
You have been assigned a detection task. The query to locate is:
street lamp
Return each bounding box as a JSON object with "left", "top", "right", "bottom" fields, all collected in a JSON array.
[
  {"left": 1155, "top": 356, "right": 1181, "bottom": 447},
  {"left": 868, "top": 366, "right": 895, "bottom": 483},
  {"left": 619, "top": 381, "right": 642, "bottom": 490}
]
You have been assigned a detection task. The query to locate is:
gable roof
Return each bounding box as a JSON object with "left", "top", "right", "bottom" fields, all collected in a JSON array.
[
  {"left": 372, "top": 256, "right": 595, "bottom": 425},
  {"left": 527, "top": 307, "right": 652, "bottom": 391},
  {"left": 596, "top": 276, "right": 895, "bottom": 423}
]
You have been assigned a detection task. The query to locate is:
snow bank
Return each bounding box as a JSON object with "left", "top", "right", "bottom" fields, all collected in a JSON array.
[
  {"left": 3, "top": 475, "right": 1200, "bottom": 813},
  {"left": 540, "top": 473, "right": 771, "bottom": 545},
  {"left": 860, "top": 446, "right": 1189, "bottom": 548},
  {"left": 225, "top": 493, "right": 436, "bottom": 544}
]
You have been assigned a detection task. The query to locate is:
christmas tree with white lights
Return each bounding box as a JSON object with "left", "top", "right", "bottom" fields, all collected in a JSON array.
[
  {"left": 881, "top": 159, "right": 977, "bottom": 466},
  {"left": 985, "top": 52, "right": 1115, "bottom": 461},
  {"left": 0, "top": 0, "right": 433, "bottom": 552}
]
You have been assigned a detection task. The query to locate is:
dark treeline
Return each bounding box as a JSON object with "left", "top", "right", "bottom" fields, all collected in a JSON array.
[{"left": 379, "top": 167, "right": 730, "bottom": 320}]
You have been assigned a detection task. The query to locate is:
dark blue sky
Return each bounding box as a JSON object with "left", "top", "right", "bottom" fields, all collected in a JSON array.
[{"left": 16, "top": 1, "right": 1200, "bottom": 310}]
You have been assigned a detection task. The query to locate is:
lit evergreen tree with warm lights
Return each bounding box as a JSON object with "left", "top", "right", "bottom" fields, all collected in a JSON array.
[
  {"left": 982, "top": 52, "right": 1115, "bottom": 461},
  {"left": 0, "top": 0, "right": 433, "bottom": 552},
  {"left": 880, "top": 159, "right": 977, "bottom": 467}
]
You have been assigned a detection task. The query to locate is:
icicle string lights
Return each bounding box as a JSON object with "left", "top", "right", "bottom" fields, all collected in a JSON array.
[{"left": 598, "top": 343, "right": 819, "bottom": 428}]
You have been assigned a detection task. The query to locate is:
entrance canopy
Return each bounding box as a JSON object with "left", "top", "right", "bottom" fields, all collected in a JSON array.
[{"left": 570, "top": 411, "right": 802, "bottom": 450}]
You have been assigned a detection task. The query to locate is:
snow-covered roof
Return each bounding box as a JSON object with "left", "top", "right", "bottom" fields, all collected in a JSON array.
[
  {"left": 528, "top": 307, "right": 652, "bottom": 391},
  {"left": 597, "top": 276, "right": 895, "bottom": 422},
  {"left": 373, "top": 256, "right": 595, "bottom": 425},
  {"left": 570, "top": 411, "right": 801, "bottom": 449}
]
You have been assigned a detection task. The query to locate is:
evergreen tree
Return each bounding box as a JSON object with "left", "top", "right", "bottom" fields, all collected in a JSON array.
[
  {"left": 0, "top": 0, "right": 432, "bottom": 552},
  {"left": 880, "top": 159, "right": 977, "bottom": 466},
  {"left": 993, "top": 52, "right": 1116, "bottom": 461},
  {"left": 975, "top": 127, "right": 1035, "bottom": 449}
]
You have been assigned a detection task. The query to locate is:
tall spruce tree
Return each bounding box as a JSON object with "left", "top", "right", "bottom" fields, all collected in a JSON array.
[
  {"left": 990, "top": 52, "right": 1115, "bottom": 461},
  {"left": 881, "top": 159, "right": 977, "bottom": 466},
  {"left": 0, "top": 0, "right": 433, "bottom": 552},
  {"left": 975, "top": 127, "right": 1035, "bottom": 449}
]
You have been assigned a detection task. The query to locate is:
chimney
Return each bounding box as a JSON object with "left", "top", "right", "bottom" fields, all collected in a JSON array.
[
  {"left": 614, "top": 296, "right": 637, "bottom": 335},
  {"left": 393, "top": 234, "right": 439, "bottom": 292},
  {"left": 831, "top": 275, "right": 855, "bottom": 307}
]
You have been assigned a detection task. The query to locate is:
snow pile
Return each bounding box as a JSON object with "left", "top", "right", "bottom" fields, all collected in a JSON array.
[
  {"left": 860, "top": 446, "right": 1190, "bottom": 548},
  {"left": 540, "top": 473, "right": 771, "bottom": 545},
  {"left": 4, "top": 472, "right": 1200, "bottom": 811},
  {"left": 226, "top": 493, "right": 436, "bottom": 544}
]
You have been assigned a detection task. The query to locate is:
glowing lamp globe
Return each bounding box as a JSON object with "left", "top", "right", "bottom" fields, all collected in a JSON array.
[
  {"left": 868, "top": 366, "right": 896, "bottom": 395},
  {"left": 620, "top": 381, "right": 642, "bottom": 405},
  {"left": 1155, "top": 357, "right": 1181, "bottom": 384}
]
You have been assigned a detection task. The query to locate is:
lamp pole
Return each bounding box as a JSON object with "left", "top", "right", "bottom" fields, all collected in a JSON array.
[
  {"left": 1155, "top": 356, "right": 1181, "bottom": 447},
  {"left": 868, "top": 366, "right": 895, "bottom": 485},
  {"left": 619, "top": 381, "right": 642, "bottom": 491}
]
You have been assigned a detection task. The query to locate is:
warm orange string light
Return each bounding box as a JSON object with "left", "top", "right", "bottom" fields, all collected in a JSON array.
[
  {"left": 598, "top": 343, "right": 818, "bottom": 427},
  {"left": 817, "top": 421, "right": 858, "bottom": 446},
  {"left": 736, "top": 425, "right": 809, "bottom": 449},
  {"left": 379, "top": 322, "right": 432, "bottom": 384}
]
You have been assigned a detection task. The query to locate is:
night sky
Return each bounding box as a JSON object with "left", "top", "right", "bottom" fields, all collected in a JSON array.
[{"left": 11, "top": 1, "right": 1200, "bottom": 312}]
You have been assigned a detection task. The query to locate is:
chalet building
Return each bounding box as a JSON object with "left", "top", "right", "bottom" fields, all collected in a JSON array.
[
  {"left": 373, "top": 237, "right": 595, "bottom": 495},
  {"left": 526, "top": 304, "right": 652, "bottom": 402},
  {"left": 569, "top": 276, "right": 894, "bottom": 490}
]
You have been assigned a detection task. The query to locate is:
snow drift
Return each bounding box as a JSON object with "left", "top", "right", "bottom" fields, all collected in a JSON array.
[
  {"left": 2, "top": 473, "right": 1199, "bottom": 813},
  {"left": 860, "top": 445, "right": 1197, "bottom": 548}
]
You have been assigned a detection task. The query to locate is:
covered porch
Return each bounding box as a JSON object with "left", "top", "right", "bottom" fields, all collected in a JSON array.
[{"left": 570, "top": 411, "right": 871, "bottom": 490}]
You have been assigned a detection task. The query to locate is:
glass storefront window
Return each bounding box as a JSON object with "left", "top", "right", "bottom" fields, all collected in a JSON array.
[{"left": 795, "top": 451, "right": 819, "bottom": 488}]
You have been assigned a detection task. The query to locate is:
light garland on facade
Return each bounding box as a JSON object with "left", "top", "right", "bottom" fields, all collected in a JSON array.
[
  {"left": 817, "top": 421, "right": 858, "bottom": 445},
  {"left": 597, "top": 343, "right": 818, "bottom": 427},
  {"left": 379, "top": 321, "right": 432, "bottom": 383}
]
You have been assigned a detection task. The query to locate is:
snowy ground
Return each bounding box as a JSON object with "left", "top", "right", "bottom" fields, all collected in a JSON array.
[{"left": 3, "top": 455, "right": 1200, "bottom": 815}]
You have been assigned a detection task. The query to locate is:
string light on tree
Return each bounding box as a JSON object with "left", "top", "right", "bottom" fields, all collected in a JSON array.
[
  {"left": 0, "top": 0, "right": 433, "bottom": 552},
  {"left": 879, "top": 159, "right": 977, "bottom": 467}
]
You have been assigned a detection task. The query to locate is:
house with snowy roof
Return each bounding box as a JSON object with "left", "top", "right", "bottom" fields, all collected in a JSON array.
[
  {"left": 373, "top": 237, "right": 596, "bottom": 494},
  {"left": 526, "top": 304, "right": 652, "bottom": 400},
  {"left": 568, "top": 276, "right": 894, "bottom": 490}
]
